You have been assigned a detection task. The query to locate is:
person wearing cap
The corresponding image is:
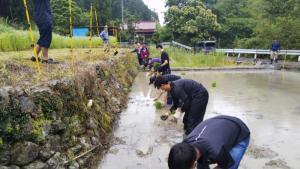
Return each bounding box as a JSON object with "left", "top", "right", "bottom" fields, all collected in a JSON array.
[
  {"left": 100, "top": 25, "right": 109, "bottom": 52},
  {"left": 154, "top": 76, "right": 209, "bottom": 135},
  {"left": 150, "top": 74, "right": 181, "bottom": 105},
  {"left": 168, "top": 115, "right": 250, "bottom": 169}
]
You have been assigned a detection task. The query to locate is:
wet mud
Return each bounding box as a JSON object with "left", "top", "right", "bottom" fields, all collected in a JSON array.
[{"left": 98, "top": 70, "right": 300, "bottom": 169}]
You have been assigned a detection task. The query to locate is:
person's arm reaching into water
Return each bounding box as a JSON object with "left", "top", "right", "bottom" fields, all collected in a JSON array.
[{"left": 154, "top": 91, "right": 164, "bottom": 101}]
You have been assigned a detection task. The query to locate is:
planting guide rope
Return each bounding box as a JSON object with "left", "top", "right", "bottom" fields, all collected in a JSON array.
[
  {"left": 94, "top": 7, "right": 101, "bottom": 59},
  {"left": 89, "top": 0, "right": 93, "bottom": 55},
  {"left": 22, "top": 0, "right": 41, "bottom": 81},
  {"left": 68, "top": 0, "right": 75, "bottom": 71}
]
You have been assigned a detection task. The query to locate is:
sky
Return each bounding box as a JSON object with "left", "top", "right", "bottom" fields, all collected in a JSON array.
[{"left": 142, "top": 0, "right": 167, "bottom": 25}]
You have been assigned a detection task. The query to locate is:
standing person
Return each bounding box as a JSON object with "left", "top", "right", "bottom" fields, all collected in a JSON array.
[
  {"left": 149, "top": 74, "right": 181, "bottom": 105},
  {"left": 100, "top": 25, "right": 109, "bottom": 52},
  {"left": 141, "top": 43, "right": 150, "bottom": 68},
  {"left": 132, "top": 42, "right": 143, "bottom": 67},
  {"left": 168, "top": 115, "right": 251, "bottom": 169},
  {"left": 156, "top": 44, "right": 171, "bottom": 75},
  {"left": 31, "top": 0, "right": 54, "bottom": 63},
  {"left": 154, "top": 77, "right": 209, "bottom": 135},
  {"left": 270, "top": 40, "right": 281, "bottom": 64}
]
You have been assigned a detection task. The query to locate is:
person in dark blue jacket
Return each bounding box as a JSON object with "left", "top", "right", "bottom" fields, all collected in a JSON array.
[
  {"left": 154, "top": 77, "right": 209, "bottom": 135},
  {"left": 168, "top": 115, "right": 250, "bottom": 169},
  {"left": 32, "top": 0, "right": 53, "bottom": 63},
  {"left": 270, "top": 40, "right": 281, "bottom": 64}
]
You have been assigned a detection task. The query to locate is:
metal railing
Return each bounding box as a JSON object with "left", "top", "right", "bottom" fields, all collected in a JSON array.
[
  {"left": 171, "top": 41, "right": 193, "bottom": 51},
  {"left": 162, "top": 42, "right": 300, "bottom": 59},
  {"left": 217, "top": 49, "right": 300, "bottom": 56}
]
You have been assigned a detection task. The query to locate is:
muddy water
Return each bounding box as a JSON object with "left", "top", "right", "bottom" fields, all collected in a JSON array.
[{"left": 98, "top": 70, "right": 300, "bottom": 169}]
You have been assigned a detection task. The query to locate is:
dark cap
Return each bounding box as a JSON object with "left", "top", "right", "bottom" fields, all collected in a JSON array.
[{"left": 149, "top": 76, "right": 157, "bottom": 85}]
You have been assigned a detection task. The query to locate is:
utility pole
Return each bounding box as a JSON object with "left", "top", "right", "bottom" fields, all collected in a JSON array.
[{"left": 121, "top": 0, "right": 124, "bottom": 24}]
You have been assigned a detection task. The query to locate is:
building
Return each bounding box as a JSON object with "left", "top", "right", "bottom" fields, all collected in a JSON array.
[{"left": 123, "top": 21, "right": 157, "bottom": 41}]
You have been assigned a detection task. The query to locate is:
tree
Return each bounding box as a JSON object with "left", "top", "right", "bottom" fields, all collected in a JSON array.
[
  {"left": 51, "top": 0, "right": 85, "bottom": 34},
  {"left": 111, "top": 0, "right": 158, "bottom": 21},
  {"left": 208, "top": 0, "right": 255, "bottom": 48},
  {"left": 165, "top": 0, "right": 220, "bottom": 45},
  {"left": 0, "top": 0, "right": 28, "bottom": 24},
  {"left": 236, "top": 0, "right": 300, "bottom": 49},
  {"left": 166, "top": 0, "right": 187, "bottom": 7}
]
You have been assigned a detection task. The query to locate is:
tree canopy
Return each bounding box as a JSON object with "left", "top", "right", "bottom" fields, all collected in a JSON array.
[
  {"left": 165, "top": 0, "right": 220, "bottom": 45},
  {"left": 0, "top": 0, "right": 158, "bottom": 35},
  {"left": 163, "top": 0, "right": 300, "bottom": 49}
]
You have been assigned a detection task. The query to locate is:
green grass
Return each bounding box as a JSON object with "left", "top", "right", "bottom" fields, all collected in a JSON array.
[
  {"left": 0, "top": 48, "right": 125, "bottom": 86},
  {"left": 149, "top": 46, "right": 235, "bottom": 68},
  {"left": 0, "top": 19, "right": 118, "bottom": 52}
]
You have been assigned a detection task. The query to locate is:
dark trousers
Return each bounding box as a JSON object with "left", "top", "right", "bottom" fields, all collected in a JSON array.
[
  {"left": 161, "top": 68, "right": 171, "bottom": 75},
  {"left": 137, "top": 57, "right": 143, "bottom": 66},
  {"left": 197, "top": 163, "right": 210, "bottom": 169},
  {"left": 183, "top": 90, "right": 209, "bottom": 135},
  {"left": 37, "top": 22, "right": 52, "bottom": 48}
]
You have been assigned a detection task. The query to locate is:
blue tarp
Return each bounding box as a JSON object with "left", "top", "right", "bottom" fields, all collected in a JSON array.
[{"left": 73, "top": 28, "right": 89, "bottom": 37}]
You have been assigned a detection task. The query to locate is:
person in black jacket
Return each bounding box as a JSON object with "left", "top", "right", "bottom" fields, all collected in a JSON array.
[
  {"left": 168, "top": 115, "right": 251, "bottom": 169},
  {"left": 154, "top": 77, "right": 209, "bottom": 135},
  {"left": 156, "top": 44, "right": 171, "bottom": 75}
]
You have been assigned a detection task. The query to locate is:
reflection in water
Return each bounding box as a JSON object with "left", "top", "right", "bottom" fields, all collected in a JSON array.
[{"left": 98, "top": 70, "right": 300, "bottom": 169}]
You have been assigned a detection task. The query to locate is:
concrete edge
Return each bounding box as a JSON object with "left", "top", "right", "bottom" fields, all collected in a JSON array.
[{"left": 171, "top": 66, "right": 268, "bottom": 71}]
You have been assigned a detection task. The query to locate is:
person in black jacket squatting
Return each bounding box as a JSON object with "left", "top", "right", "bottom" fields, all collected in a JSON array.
[{"left": 168, "top": 115, "right": 250, "bottom": 169}]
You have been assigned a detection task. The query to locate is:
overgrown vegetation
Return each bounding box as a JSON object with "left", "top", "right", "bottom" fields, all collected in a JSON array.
[
  {"left": 0, "top": 50, "right": 138, "bottom": 145},
  {"left": 149, "top": 46, "right": 236, "bottom": 68}
]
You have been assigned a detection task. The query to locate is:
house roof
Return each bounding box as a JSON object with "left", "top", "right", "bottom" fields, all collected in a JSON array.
[{"left": 123, "top": 21, "right": 156, "bottom": 33}]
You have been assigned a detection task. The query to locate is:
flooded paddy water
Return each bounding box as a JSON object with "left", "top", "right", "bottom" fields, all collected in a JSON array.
[{"left": 98, "top": 70, "right": 300, "bottom": 169}]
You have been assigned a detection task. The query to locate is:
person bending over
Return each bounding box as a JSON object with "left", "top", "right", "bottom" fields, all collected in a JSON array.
[
  {"left": 168, "top": 115, "right": 250, "bottom": 169},
  {"left": 150, "top": 74, "right": 181, "bottom": 105},
  {"left": 154, "top": 76, "right": 209, "bottom": 135}
]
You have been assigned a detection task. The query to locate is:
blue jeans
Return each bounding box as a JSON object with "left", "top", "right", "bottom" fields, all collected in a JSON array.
[
  {"left": 197, "top": 137, "right": 250, "bottom": 169},
  {"left": 229, "top": 137, "right": 250, "bottom": 169}
]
